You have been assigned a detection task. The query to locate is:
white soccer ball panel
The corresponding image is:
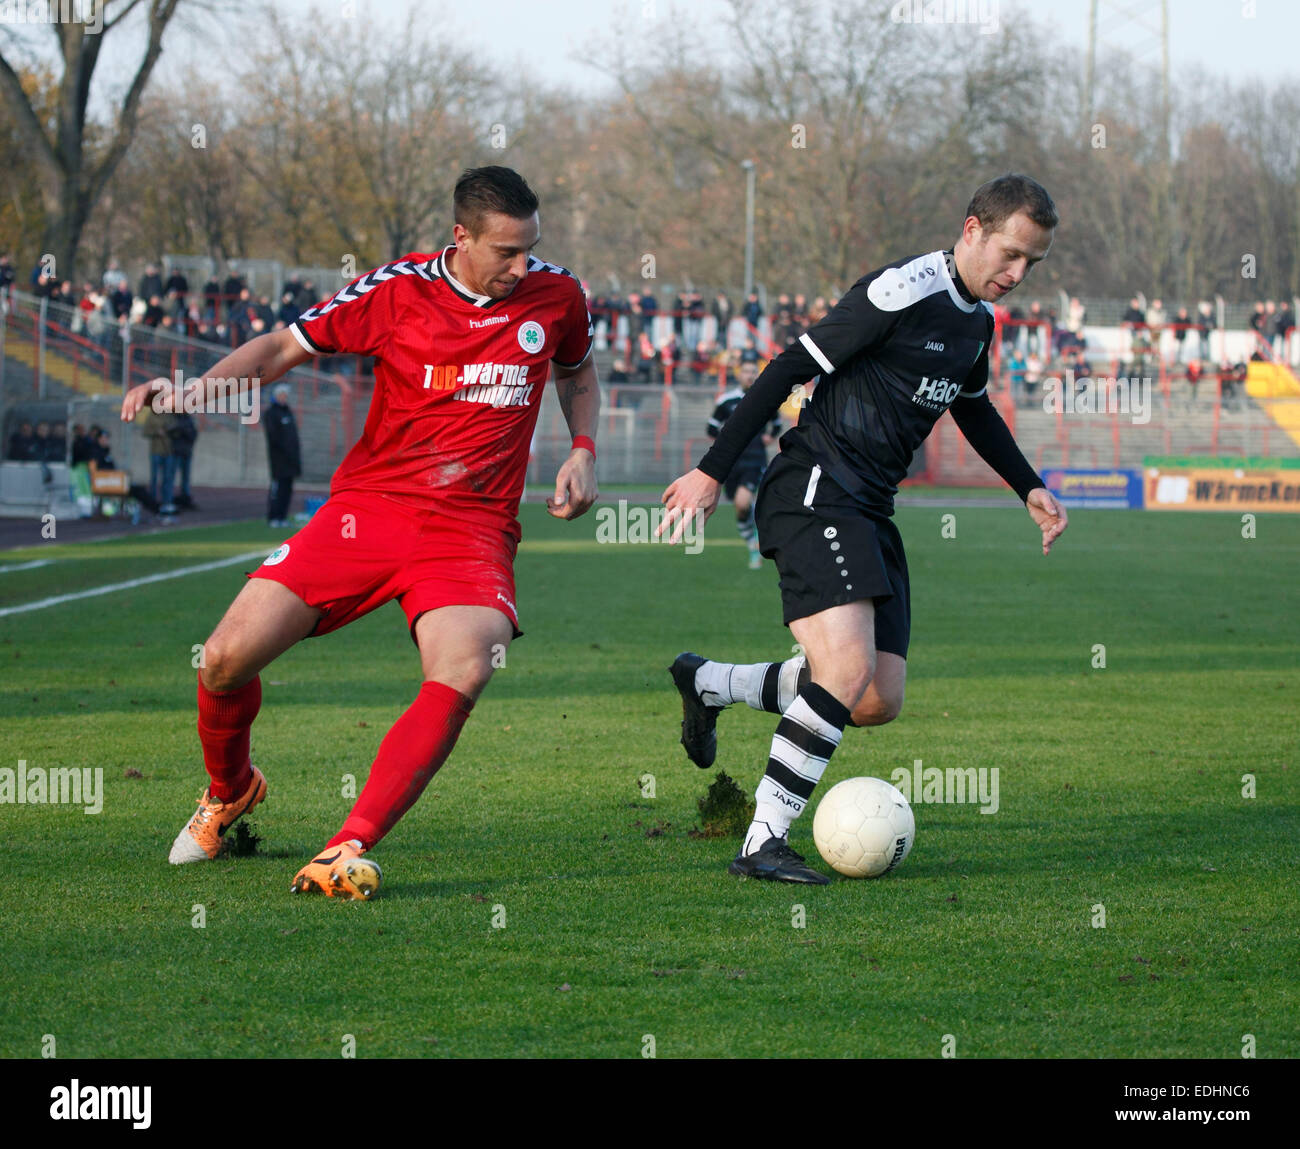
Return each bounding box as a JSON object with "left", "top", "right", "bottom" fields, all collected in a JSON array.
[
  {"left": 821, "top": 828, "right": 871, "bottom": 878},
  {"left": 813, "top": 777, "right": 915, "bottom": 878}
]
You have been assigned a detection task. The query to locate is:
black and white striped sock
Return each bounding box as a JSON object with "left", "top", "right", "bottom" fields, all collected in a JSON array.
[
  {"left": 744, "top": 682, "right": 851, "bottom": 854},
  {"left": 696, "top": 656, "right": 809, "bottom": 712}
]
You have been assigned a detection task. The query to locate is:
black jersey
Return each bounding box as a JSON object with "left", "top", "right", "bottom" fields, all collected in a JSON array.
[
  {"left": 698, "top": 250, "right": 1042, "bottom": 517},
  {"left": 708, "top": 388, "right": 780, "bottom": 473}
]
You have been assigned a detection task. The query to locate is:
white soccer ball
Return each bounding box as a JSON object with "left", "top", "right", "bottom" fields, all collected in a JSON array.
[{"left": 812, "top": 776, "right": 915, "bottom": 878}]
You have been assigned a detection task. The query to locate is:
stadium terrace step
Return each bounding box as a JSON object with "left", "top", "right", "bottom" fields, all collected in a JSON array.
[
  {"left": 999, "top": 392, "right": 1300, "bottom": 473},
  {"left": 1247, "top": 363, "right": 1300, "bottom": 450},
  {"left": 2, "top": 327, "right": 113, "bottom": 398}
]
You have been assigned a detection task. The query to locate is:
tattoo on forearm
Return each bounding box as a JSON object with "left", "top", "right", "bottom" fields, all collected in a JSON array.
[{"left": 558, "top": 378, "right": 590, "bottom": 422}]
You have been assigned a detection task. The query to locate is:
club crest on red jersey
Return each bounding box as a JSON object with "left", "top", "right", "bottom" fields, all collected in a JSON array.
[{"left": 517, "top": 321, "right": 545, "bottom": 354}]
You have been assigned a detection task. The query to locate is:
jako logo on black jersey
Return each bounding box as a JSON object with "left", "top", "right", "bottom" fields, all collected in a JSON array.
[{"left": 913, "top": 375, "right": 960, "bottom": 408}]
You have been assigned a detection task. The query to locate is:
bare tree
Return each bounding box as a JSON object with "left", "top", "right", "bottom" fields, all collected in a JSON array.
[
  {"left": 13, "top": 0, "right": 1296, "bottom": 307},
  {"left": 313, "top": 13, "right": 486, "bottom": 262},
  {"left": 0, "top": 0, "right": 184, "bottom": 280},
  {"left": 97, "top": 85, "right": 260, "bottom": 269},
  {"left": 0, "top": 63, "right": 54, "bottom": 275},
  {"left": 217, "top": 8, "right": 340, "bottom": 268}
]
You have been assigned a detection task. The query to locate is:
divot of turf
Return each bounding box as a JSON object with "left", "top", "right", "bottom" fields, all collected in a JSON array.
[
  {"left": 222, "top": 821, "right": 263, "bottom": 858},
  {"left": 694, "top": 770, "right": 753, "bottom": 838}
]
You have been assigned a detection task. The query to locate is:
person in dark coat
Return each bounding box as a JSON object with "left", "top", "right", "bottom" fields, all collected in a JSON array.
[
  {"left": 202, "top": 278, "right": 222, "bottom": 319},
  {"left": 170, "top": 413, "right": 199, "bottom": 509},
  {"left": 264, "top": 384, "right": 301, "bottom": 526},
  {"left": 71, "top": 423, "right": 95, "bottom": 465},
  {"left": 93, "top": 429, "right": 116, "bottom": 469},
  {"left": 7, "top": 420, "right": 36, "bottom": 460},
  {"left": 165, "top": 269, "right": 189, "bottom": 314},
  {"left": 712, "top": 291, "right": 733, "bottom": 348},
  {"left": 277, "top": 291, "right": 301, "bottom": 327},
  {"left": 138, "top": 264, "right": 164, "bottom": 301},
  {"left": 31, "top": 421, "right": 59, "bottom": 462},
  {"left": 222, "top": 272, "right": 245, "bottom": 319}
]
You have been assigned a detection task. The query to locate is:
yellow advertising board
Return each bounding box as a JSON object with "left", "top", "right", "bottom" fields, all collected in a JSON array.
[{"left": 1145, "top": 465, "right": 1300, "bottom": 512}]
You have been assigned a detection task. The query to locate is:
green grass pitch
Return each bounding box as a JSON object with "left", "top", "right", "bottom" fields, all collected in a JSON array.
[{"left": 0, "top": 501, "right": 1297, "bottom": 1059}]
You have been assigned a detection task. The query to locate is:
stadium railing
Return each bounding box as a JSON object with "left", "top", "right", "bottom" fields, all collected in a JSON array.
[
  {"left": 1, "top": 290, "right": 362, "bottom": 492},
  {"left": 7, "top": 290, "right": 1298, "bottom": 496}
]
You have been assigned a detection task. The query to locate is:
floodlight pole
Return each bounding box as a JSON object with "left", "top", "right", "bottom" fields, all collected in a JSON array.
[
  {"left": 120, "top": 322, "right": 131, "bottom": 395},
  {"left": 742, "top": 160, "right": 756, "bottom": 300},
  {"left": 38, "top": 295, "right": 48, "bottom": 398}
]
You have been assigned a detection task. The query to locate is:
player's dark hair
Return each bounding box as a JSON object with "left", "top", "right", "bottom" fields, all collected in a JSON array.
[
  {"left": 454, "top": 167, "right": 540, "bottom": 235},
  {"left": 965, "top": 174, "right": 1058, "bottom": 233}
]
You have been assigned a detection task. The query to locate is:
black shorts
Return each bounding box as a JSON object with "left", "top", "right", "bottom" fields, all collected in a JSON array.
[
  {"left": 724, "top": 462, "right": 764, "bottom": 501},
  {"left": 754, "top": 453, "right": 910, "bottom": 658}
]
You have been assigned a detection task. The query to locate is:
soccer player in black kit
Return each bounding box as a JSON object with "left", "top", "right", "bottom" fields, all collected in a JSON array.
[
  {"left": 659, "top": 174, "right": 1069, "bottom": 883},
  {"left": 709, "top": 360, "right": 781, "bottom": 569}
]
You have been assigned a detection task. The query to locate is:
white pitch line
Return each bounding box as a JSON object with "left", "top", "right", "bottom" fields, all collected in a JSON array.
[
  {"left": 0, "top": 550, "right": 270, "bottom": 618},
  {"left": 0, "top": 559, "right": 52, "bottom": 573}
]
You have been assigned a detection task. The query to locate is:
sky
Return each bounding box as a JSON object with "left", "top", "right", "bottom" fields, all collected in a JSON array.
[
  {"left": 240, "top": 0, "right": 1299, "bottom": 91},
  {"left": 56, "top": 0, "right": 1295, "bottom": 103}
]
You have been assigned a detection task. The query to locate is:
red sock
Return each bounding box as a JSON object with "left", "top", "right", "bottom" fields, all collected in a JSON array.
[
  {"left": 197, "top": 673, "right": 261, "bottom": 801},
  {"left": 329, "top": 681, "right": 474, "bottom": 850}
]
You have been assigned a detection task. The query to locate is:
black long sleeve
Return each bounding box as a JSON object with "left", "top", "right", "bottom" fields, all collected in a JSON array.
[
  {"left": 947, "top": 392, "right": 1043, "bottom": 502},
  {"left": 698, "top": 278, "right": 900, "bottom": 482},
  {"left": 697, "top": 351, "right": 817, "bottom": 481}
]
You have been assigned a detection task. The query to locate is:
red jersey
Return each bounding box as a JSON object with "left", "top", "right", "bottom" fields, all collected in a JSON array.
[{"left": 290, "top": 246, "right": 593, "bottom": 533}]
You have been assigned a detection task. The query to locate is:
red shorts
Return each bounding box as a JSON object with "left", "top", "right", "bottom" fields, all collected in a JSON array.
[{"left": 248, "top": 493, "right": 520, "bottom": 639}]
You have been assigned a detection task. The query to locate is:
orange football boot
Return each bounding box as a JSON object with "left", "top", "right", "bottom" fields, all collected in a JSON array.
[
  {"left": 168, "top": 766, "right": 267, "bottom": 864},
  {"left": 290, "top": 839, "right": 382, "bottom": 900}
]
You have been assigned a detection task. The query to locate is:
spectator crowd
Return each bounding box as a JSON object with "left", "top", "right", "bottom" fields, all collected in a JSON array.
[
  {"left": 590, "top": 288, "right": 834, "bottom": 388},
  {"left": 4, "top": 247, "right": 1295, "bottom": 413}
]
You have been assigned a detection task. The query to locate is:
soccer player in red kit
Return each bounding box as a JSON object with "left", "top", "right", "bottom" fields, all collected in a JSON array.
[{"left": 120, "top": 167, "right": 599, "bottom": 898}]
